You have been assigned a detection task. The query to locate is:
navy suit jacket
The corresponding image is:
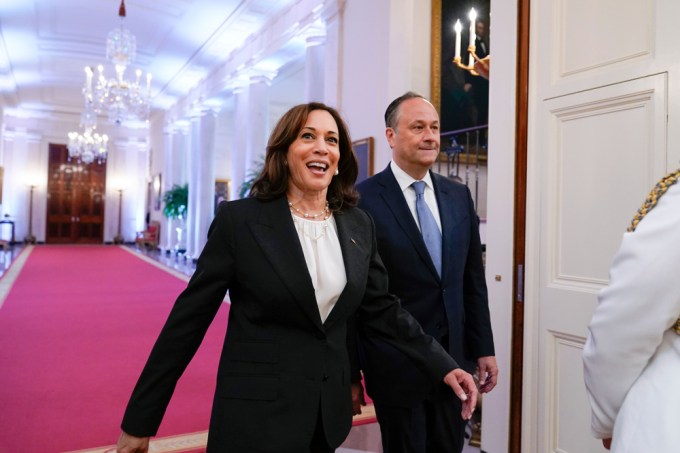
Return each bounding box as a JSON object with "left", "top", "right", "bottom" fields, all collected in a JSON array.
[
  {"left": 121, "top": 196, "right": 457, "bottom": 452},
  {"left": 357, "top": 165, "right": 495, "bottom": 407}
]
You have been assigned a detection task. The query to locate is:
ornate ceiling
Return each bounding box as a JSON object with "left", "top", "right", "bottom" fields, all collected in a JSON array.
[{"left": 0, "top": 0, "right": 309, "bottom": 120}]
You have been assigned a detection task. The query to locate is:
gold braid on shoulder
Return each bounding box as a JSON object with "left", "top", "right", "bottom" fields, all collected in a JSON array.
[
  {"left": 627, "top": 169, "right": 680, "bottom": 335},
  {"left": 628, "top": 169, "right": 680, "bottom": 232}
]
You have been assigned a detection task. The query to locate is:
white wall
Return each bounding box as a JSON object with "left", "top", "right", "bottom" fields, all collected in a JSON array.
[
  {"left": 0, "top": 112, "right": 149, "bottom": 243},
  {"left": 340, "top": 0, "right": 432, "bottom": 170},
  {"left": 481, "top": 1, "right": 518, "bottom": 451},
  {"left": 340, "top": 2, "right": 515, "bottom": 451}
]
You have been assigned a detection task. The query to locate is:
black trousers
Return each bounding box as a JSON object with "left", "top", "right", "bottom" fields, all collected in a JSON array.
[{"left": 374, "top": 382, "right": 466, "bottom": 453}]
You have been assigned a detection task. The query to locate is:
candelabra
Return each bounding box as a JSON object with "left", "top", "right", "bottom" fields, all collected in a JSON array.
[
  {"left": 452, "top": 8, "right": 490, "bottom": 79},
  {"left": 113, "top": 188, "right": 125, "bottom": 244},
  {"left": 25, "top": 185, "right": 37, "bottom": 244}
]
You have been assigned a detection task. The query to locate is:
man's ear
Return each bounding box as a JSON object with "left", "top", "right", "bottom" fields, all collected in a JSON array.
[{"left": 386, "top": 127, "right": 396, "bottom": 148}]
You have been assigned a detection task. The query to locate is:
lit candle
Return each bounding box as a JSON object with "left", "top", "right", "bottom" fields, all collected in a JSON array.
[
  {"left": 84, "top": 66, "right": 93, "bottom": 95},
  {"left": 454, "top": 20, "right": 462, "bottom": 61},
  {"left": 97, "top": 65, "right": 105, "bottom": 86},
  {"left": 468, "top": 8, "right": 477, "bottom": 67}
]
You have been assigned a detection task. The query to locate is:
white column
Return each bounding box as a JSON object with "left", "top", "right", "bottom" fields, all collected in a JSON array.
[
  {"left": 3, "top": 128, "right": 45, "bottom": 242},
  {"left": 192, "top": 108, "right": 218, "bottom": 259},
  {"left": 166, "top": 124, "right": 189, "bottom": 253},
  {"left": 231, "top": 86, "right": 249, "bottom": 200},
  {"left": 184, "top": 116, "right": 200, "bottom": 258},
  {"left": 160, "top": 124, "right": 175, "bottom": 252},
  {"left": 304, "top": 34, "right": 326, "bottom": 103},
  {"left": 322, "top": 7, "right": 341, "bottom": 107},
  {"left": 108, "top": 137, "right": 147, "bottom": 243},
  {"left": 245, "top": 74, "right": 273, "bottom": 187}
]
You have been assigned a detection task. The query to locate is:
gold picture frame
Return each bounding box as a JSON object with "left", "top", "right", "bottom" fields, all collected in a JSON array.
[
  {"left": 353, "top": 137, "right": 374, "bottom": 184},
  {"left": 214, "top": 179, "right": 230, "bottom": 214},
  {"left": 432, "top": 0, "right": 491, "bottom": 132},
  {"left": 152, "top": 173, "right": 162, "bottom": 211}
]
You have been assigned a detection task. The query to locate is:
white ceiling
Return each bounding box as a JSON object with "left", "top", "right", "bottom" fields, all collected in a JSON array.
[{"left": 0, "top": 0, "right": 304, "bottom": 119}]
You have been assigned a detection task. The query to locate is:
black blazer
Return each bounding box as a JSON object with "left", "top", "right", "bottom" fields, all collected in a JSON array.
[
  {"left": 357, "top": 166, "right": 495, "bottom": 407},
  {"left": 121, "top": 196, "right": 457, "bottom": 452}
]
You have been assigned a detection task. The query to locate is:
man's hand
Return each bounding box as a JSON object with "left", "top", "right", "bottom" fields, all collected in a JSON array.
[
  {"left": 351, "top": 381, "right": 367, "bottom": 415},
  {"left": 477, "top": 356, "right": 498, "bottom": 393},
  {"left": 602, "top": 438, "right": 612, "bottom": 450},
  {"left": 443, "top": 368, "right": 478, "bottom": 420},
  {"left": 116, "top": 431, "right": 150, "bottom": 453},
  {"left": 473, "top": 56, "right": 490, "bottom": 80}
]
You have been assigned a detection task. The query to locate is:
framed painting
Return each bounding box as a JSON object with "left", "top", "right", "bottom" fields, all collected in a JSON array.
[
  {"left": 152, "top": 173, "right": 162, "bottom": 211},
  {"left": 214, "top": 179, "right": 230, "bottom": 213},
  {"left": 353, "top": 137, "right": 374, "bottom": 184},
  {"left": 431, "top": 0, "right": 491, "bottom": 133}
]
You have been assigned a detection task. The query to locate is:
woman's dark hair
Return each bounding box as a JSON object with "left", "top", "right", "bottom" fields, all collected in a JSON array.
[{"left": 250, "top": 102, "right": 359, "bottom": 211}]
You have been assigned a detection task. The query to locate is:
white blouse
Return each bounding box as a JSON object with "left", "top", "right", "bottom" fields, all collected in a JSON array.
[{"left": 291, "top": 213, "right": 347, "bottom": 323}]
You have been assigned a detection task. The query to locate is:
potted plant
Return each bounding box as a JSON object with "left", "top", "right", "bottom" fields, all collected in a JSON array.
[
  {"left": 238, "top": 156, "right": 265, "bottom": 198},
  {"left": 162, "top": 183, "right": 188, "bottom": 254}
]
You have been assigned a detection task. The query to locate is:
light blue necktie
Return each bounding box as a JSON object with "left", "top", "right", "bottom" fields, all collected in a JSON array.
[{"left": 412, "top": 181, "right": 442, "bottom": 276}]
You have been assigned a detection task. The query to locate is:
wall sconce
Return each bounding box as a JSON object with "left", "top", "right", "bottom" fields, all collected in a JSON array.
[
  {"left": 113, "top": 188, "right": 125, "bottom": 244},
  {"left": 25, "top": 184, "right": 37, "bottom": 244}
]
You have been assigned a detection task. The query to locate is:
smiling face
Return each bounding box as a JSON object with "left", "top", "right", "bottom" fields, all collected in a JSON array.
[
  {"left": 286, "top": 109, "right": 340, "bottom": 200},
  {"left": 387, "top": 97, "right": 440, "bottom": 179}
]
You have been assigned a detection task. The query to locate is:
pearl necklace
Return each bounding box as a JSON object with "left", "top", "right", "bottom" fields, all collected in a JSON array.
[{"left": 288, "top": 200, "right": 330, "bottom": 220}]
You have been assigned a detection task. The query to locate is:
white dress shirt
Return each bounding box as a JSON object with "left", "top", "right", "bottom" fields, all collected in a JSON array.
[
  {"left": 390, "top": 160, "right": 442, "bottom": 232},
  {"left": 291, "top": 213, "right": 347, "bottom": 323}
]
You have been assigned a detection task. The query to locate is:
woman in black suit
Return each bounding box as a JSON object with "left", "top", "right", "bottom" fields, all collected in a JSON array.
[{"left": 116, "top": 102, "right": 477, "bottom": 453}]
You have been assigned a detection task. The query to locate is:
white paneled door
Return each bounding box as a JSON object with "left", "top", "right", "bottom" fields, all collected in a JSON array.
[{"left": 524, "top": 0, "right": 680, "bottom": 451}]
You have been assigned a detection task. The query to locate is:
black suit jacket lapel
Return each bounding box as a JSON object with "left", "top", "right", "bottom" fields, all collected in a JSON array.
[
  {"left": 247, "top": 197, "right": 324, "bottom": 331},
  {"left": 378, "top": 167, "right": 440, "bottom": 280}
]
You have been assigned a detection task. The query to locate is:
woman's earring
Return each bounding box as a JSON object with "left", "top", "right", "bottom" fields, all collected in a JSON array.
[{"left": 334, "top": 168, "right": 339, "bottom": 176}]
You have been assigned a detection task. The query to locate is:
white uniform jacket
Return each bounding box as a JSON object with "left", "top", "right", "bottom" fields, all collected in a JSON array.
[{"left": 583, "top": 181, "right": 680, "bottom": 452}]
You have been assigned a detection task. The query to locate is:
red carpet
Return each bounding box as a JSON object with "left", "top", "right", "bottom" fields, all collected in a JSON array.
[{"left": 0, "top": 246, "right": 229, "bottom": 453}]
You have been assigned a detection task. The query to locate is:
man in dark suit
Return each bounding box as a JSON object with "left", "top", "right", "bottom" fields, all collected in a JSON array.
[{"left": 356, "top": 92, "right": 497, "bottom": 453}]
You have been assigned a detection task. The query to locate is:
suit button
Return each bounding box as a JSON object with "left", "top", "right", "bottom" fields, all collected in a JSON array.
[
  {"left": 322, "top": 375, "right": 329, "bottom": 382},
  {"left": 316, "top": 332, "right": 325, "bottom": 340}
]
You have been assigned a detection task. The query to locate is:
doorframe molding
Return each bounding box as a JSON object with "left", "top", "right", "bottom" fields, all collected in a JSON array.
[{"left": 510, "top": 0, "right": 530, "bottom": 451}]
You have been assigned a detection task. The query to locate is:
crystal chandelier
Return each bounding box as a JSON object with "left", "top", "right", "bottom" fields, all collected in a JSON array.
[
  {"left": 67, "top": 104, "right": 109, "bottom": 164},
  {"left": 82, "top": 0, "right": 152, "bottom": 126},
  {"left": 67, "top": 128, "right": 110, "bottom": 165}
]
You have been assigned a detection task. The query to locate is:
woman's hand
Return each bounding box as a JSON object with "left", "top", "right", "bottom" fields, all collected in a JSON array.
[
  {"left": 443, "top": 368, "right": 478, "bottom": 420},
  {"left": 116, "top": 431, "right": 150, "bottom": 453}
]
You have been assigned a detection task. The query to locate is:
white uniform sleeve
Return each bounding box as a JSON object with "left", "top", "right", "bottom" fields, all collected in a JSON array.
[{"left": 582, "top": 182, "right": 680, "bottom": 439}]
